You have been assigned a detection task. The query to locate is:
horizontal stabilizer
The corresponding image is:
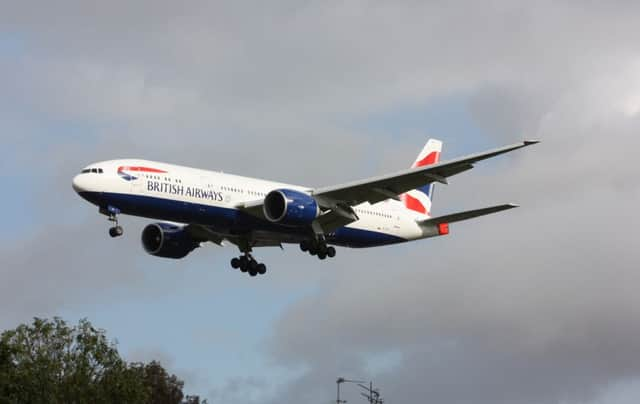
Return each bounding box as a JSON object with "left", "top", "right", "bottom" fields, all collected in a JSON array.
[{"left": 419, "top": 203, "right": 519, "bottom": 226}]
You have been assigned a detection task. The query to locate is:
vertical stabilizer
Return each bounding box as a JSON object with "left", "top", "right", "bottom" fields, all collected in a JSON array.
[{"left": 402, "top": 139, "right": 443, "bottom": 218}]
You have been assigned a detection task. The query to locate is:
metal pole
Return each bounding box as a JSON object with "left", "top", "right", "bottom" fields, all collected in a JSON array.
[
  {"left": 337, "top": 377, "right": 370, "bottom": 404},
  {"left": 336, "top": 378, "right": 348, "bottom": 404}
]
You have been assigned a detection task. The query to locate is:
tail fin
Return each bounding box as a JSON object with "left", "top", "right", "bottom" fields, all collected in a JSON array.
[{"left": 402, "top": 139, "right": 443, "bottom": 218}]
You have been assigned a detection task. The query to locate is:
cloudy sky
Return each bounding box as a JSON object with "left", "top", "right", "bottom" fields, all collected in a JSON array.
[{"left": 2, "top": 1, "right": 640, "bottom": 403}]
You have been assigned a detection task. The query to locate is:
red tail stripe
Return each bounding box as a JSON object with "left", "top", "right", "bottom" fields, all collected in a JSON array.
[
  {"left": 403, "top": 194, "right": 429, "bottom": 215},
  {"left": 414, "top": 151, "right": 440, "bottom": 167}
]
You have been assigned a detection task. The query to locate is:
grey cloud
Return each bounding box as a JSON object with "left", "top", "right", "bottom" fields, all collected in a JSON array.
[
  {"left": 0, "top": 218, "right": 144, "bottom": 328},
  {"left": 207, "top": 376, "right": 270, "bottom": 404},
  {"left": 2, "top": 1, "right": 640, "bottom": 403},
  {"left": 468, "top": 85, "right": 551, "bottom": 142},
  {"left": 260, "top": 28, "right": 640, "bottom": 404},
  {"left": 265, "top": 128, "right": 640, "bottom": 404},
  {"left": 126, "top": 347, "right": 210, "bottom": 396},
  {"left": 5, "top": 1, "right": 640, "bottom": 122}
]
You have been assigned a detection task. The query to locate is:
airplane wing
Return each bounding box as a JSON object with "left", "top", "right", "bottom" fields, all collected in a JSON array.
[
  {"left": 185, "top": 224, "right": 225, "bottom": 245},
  {"left": 187, "top": 223, "right": 285, "bottom": 248},
  {"left": 237, "top": 140, "right": 538, "bottom": 232},
  {"left": 311, "top": 140, "right": 538, "bottom": 208}
]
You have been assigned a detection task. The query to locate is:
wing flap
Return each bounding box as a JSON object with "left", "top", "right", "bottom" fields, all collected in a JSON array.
[
  {"left": 314, "top": 211, "right": 357, "bottom": 233},
  {"left": 185, "top": 224, "right": 225, "bottom": 245}
]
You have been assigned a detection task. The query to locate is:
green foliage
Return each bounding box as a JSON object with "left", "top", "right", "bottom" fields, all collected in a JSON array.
[
  {"left": 139, "top": 361, "right": 184, "bottom": 404},
  {"left": 0, "top": 317, "right": 192, "bottom": 404},
  {"left": 183, "top": 396, "right": 207, "bottom": 404}
]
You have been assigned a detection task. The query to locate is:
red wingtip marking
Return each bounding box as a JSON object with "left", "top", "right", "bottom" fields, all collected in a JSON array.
[{"left": 438, "top": 223, "right": 449, "bottom": 235}]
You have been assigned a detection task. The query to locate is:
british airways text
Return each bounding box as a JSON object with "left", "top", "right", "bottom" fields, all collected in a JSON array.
[{"left": 147, "top": 181, "right": 223, "bottom": 201}]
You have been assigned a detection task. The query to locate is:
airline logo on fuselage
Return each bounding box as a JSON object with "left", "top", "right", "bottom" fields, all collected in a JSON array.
[
  {"left": 147, "top": 180, "right": 223, "bottom": 202},
  {"left": 118, "top": 166, "right": 167, "bottom": 181},
  {"left": 117, "top": 166, "right": 224, "bottom": 202}
]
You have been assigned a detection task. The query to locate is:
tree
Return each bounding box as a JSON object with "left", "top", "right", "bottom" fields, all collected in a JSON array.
[
  {"left": 0, "top": 317, "right": 193, "bottom": 404},
  {"left": 137, "top": 360, "right": 184, "bottom": 404},
  {"left": 183, "top": 396, "right": 207, "bottom": 404}
]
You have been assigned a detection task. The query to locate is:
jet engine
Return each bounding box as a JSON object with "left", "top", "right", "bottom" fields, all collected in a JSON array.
[
  {"left": 263, "top": 189, "right": 320, "bottom": 226},
  {"left": 141, "top": 223, "right": 200, "bottom": 259}
]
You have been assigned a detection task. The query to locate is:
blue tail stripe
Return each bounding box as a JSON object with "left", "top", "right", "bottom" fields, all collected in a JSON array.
[{"left": 417, "top": 183, "right": 434, "bottom": 199}]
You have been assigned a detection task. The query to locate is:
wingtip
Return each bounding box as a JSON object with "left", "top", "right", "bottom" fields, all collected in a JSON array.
[
  {"left": 523, "top": 139, "right": 541, "bottom": 145},
  {"left": 506, "top": 203, "right": 520, "bottom": 208}
]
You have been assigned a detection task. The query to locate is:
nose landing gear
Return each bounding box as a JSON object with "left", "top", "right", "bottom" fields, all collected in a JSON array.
[
  {"left": 101, "top": 205, "right": 124, "bottom": 238},
  {"left": 108, "top": 225, "right": 124, "bottom": 238}
]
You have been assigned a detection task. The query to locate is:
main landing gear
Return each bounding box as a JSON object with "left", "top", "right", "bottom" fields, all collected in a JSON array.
[
  {"left": 230, "top": 254, "right": 267, "bottom": 277},
  {"left": 299, "top": 239, "right": 336, "bottom": 260},
  {"left": 102, "top": 205, "right": 123, "bottom": 238}
]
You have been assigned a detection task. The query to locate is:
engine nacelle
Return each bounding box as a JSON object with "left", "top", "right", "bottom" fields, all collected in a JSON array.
[
  {"left": 263, "top": 189, "right": 320, "bottom": 226},
  {"left": 141, "top": 223, "right": 200, "bottom": 259}
]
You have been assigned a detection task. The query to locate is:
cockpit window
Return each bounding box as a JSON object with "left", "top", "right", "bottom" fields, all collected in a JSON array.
[{"left": 81, "top": 168, "right": 104, "bottom": 174}]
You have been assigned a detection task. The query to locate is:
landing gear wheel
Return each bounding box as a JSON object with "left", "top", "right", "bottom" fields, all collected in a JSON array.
[
  {"left": 108, "top": 226, "right": 123, "bottom": 238},
  {"left": 300, "top": 240, "right": 309, "bottom": 252},
  {"left": 317, "top": 251, "right": 327, "bottom": 260},
  {"left": 234, "top": 246, "right": 268, "bottom": 277},
  {"left": 239, "top": 257, "right": 249, "bottom": 272},
  {"left": 326, "top": 246, "right": 336, "bottom": 258},
  {"left": 249, "top": 260, "right": 258, "bottom": 271}
]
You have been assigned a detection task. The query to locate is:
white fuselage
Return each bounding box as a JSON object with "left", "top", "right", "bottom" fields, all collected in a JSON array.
[{"left": 72, "top": 159, "right": 426, "bottom": 248}]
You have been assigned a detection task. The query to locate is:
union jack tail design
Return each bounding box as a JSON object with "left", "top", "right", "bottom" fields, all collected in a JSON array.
[{"left": 402, "top": 139, "right": 443, "bottom": 218}]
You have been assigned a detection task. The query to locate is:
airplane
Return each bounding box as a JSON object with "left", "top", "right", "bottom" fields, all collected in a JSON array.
[{"left": 72, "top": 139, "right": 538, "bottom": 277}]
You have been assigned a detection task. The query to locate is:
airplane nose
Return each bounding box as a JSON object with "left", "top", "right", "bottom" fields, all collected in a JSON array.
[{"left": 72, "top": 174, "right": 85, "bottom": 193}]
